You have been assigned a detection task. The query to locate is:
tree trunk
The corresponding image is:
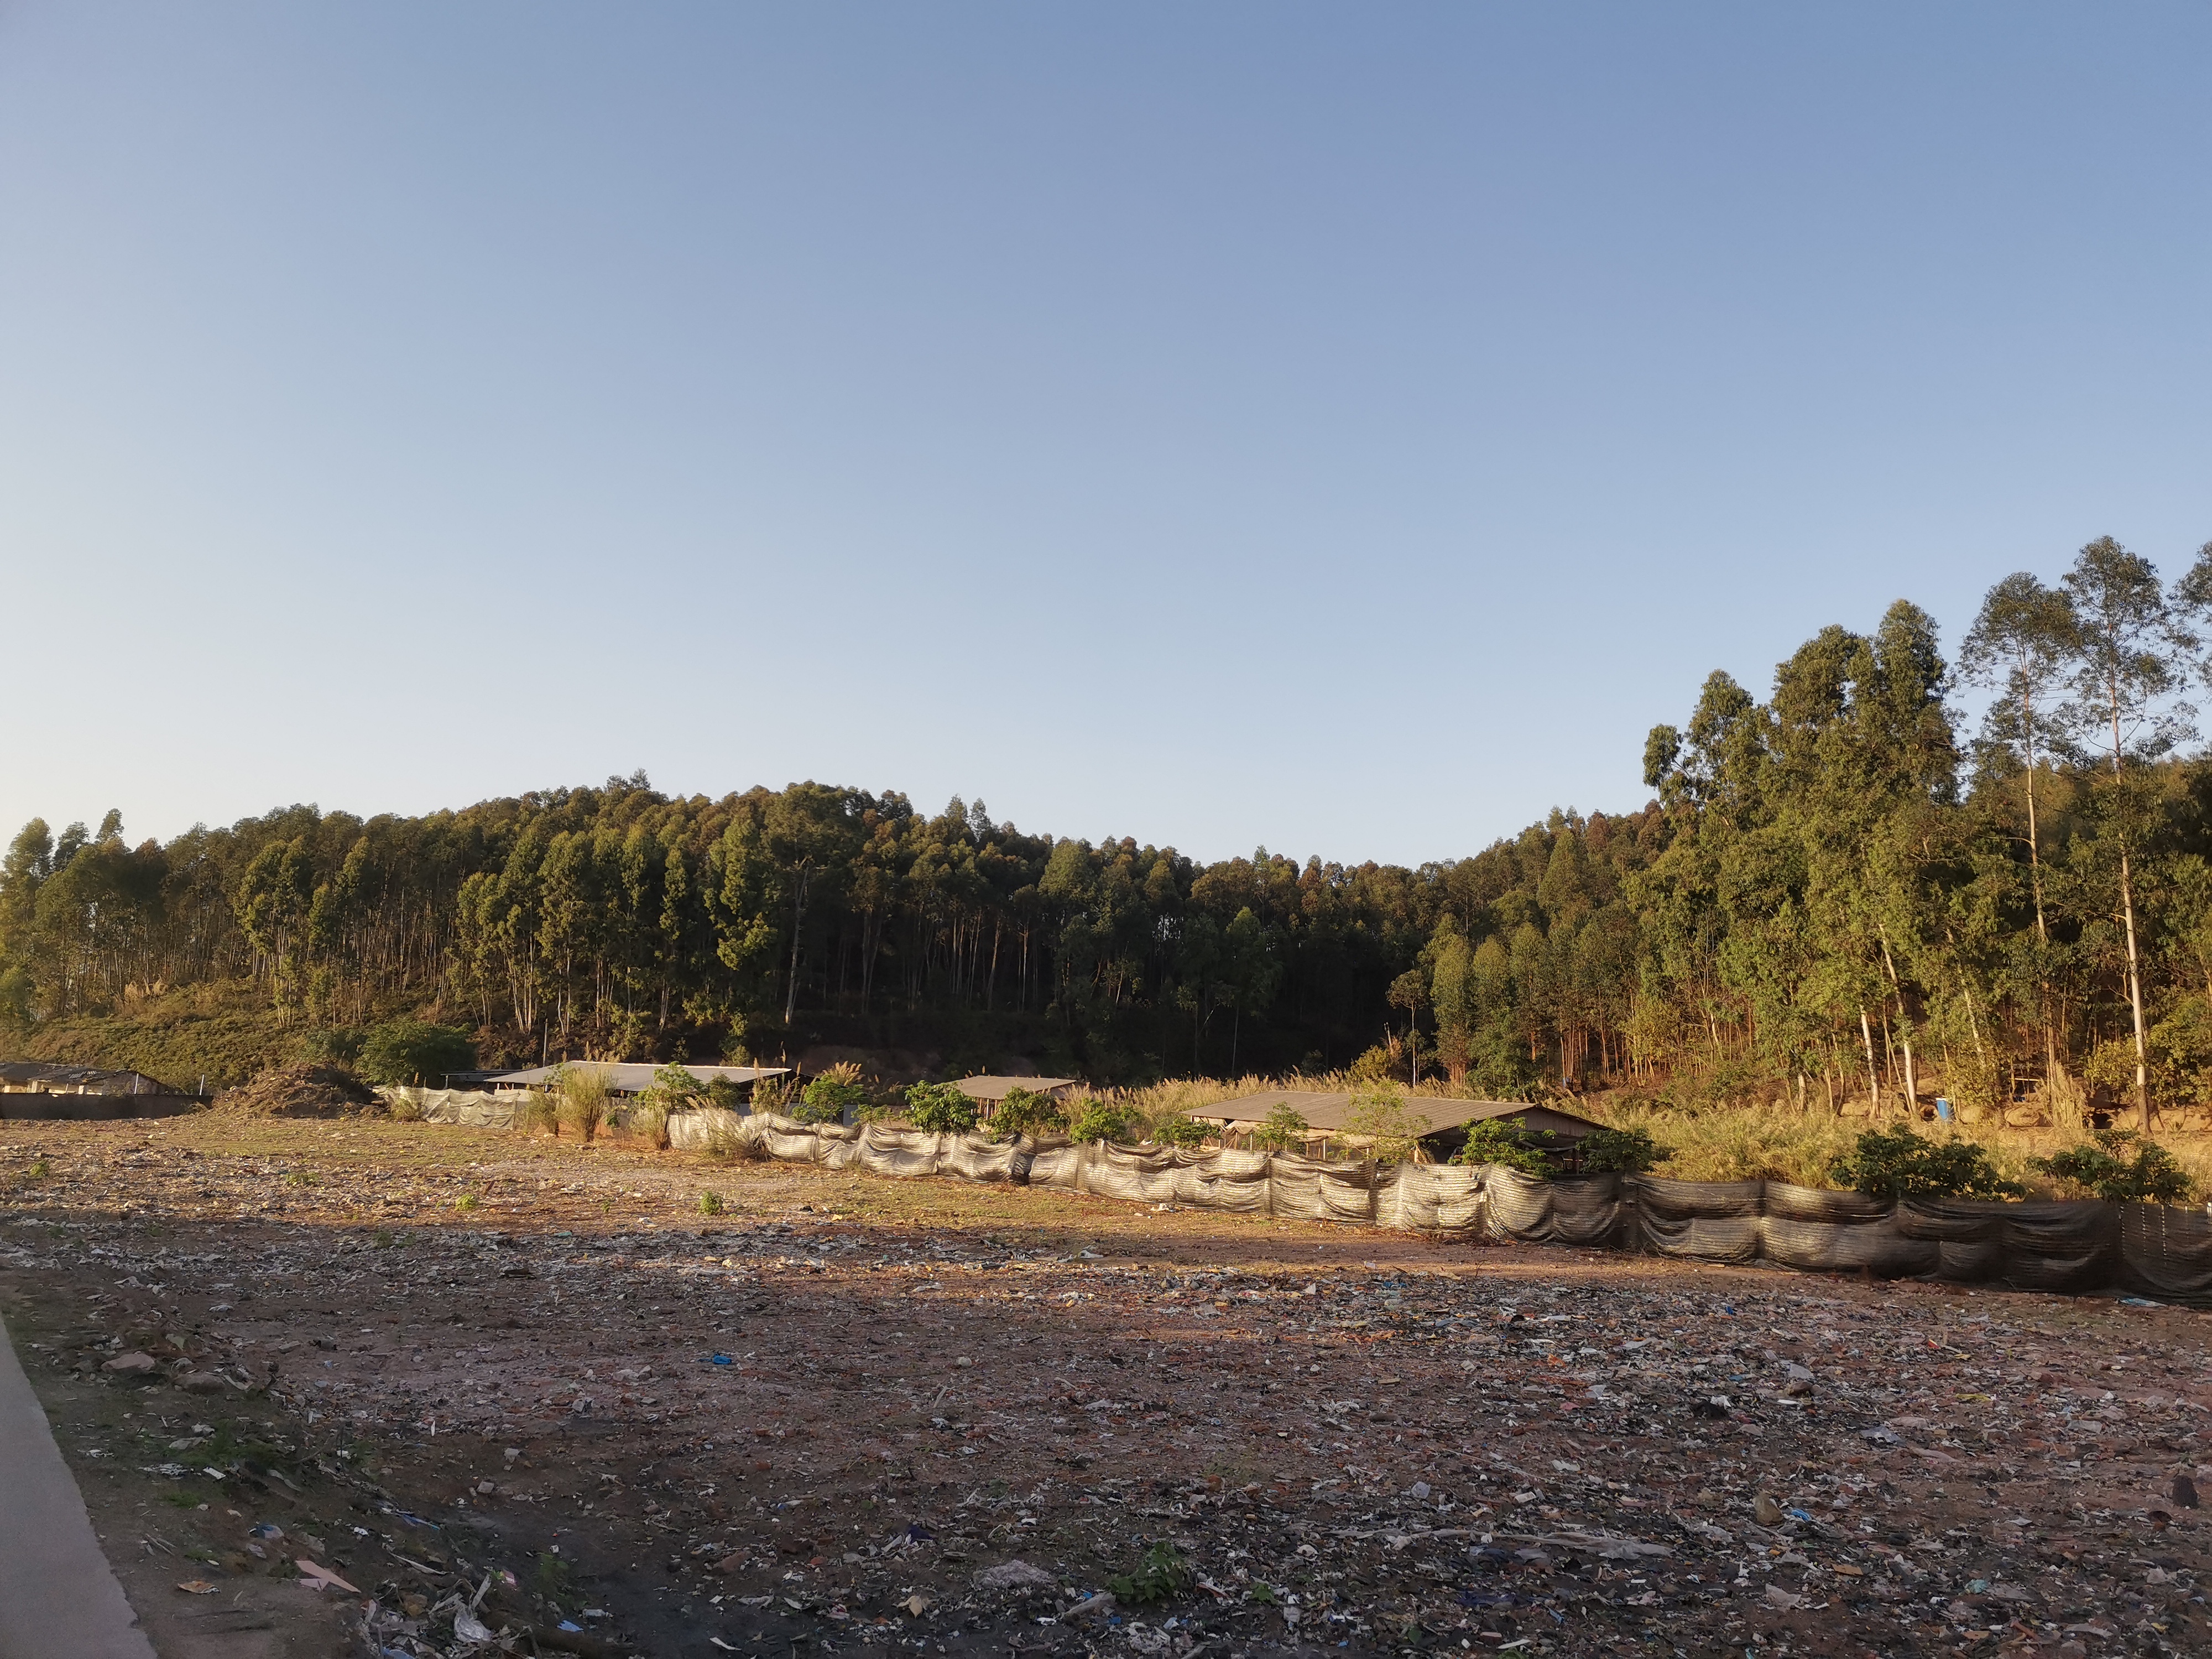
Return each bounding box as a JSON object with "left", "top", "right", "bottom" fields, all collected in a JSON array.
[
  {"left": 2121, "top": 848, "right": 2152, "bottom": 1130},
  {"left": 1860, "top": 1008, "right": 1881, "bottom": 1113}
]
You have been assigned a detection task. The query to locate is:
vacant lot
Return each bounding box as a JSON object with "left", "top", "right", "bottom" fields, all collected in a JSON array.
[{"left": 2, "top": 1112, "right": 2209, "bottom": 1658}]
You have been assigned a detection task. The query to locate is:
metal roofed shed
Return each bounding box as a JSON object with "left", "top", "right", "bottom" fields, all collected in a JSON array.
[
  {"left": 0, "top": 1060, "right": 208, "bottom": 1120},
  {"left": 953, "top": 1075, "right": 1081, "bottom": 1103},
  {"left": 1191, "top": 1089, "right": 1605, "bottom": 1162},
  {"left": 481, "top": 1062, "right": 789, "bottom": 1095}
]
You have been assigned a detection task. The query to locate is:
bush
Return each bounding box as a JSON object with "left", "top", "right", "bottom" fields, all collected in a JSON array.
[
  {"left": 2033, "top": 1129, "right": 2195, "bottom": 1203},
  {"left": 514, "top": 1092, "right": 558, "bottom": 1135},
  {"left": 1342, "top": 1087, "right": 1432, "bottom": 1163},
  {"left": 296, "top": 1027, "right": 364, "bottom": 1066},
  {"left": 550, "top": 1064, "right": 613, "bottom": 1141},
  {"left": 1147, "top": 1113, "right": 1210, "bottom": 1150},
  {"left": 795, "top": 1073, "right": 865, "bottom": 1125},
  {"left": 1577, "top": 1125, "right": 1665, "bottom": 1174},
  {"left": 1451, "top": 1118, "right": 1556, "bottom": 1175},
  {"left": 1249, "top": 1102, "right": 1310, "bottom": 1153},
  {"left": 905, "top": 1081, "right": 979, "bottom": 1134},
  {"left": 1832, "top": 1127, "right": 2025, "bottom": 1202},
  {"left": 1066, "top": 1098, "right": 1141, "bottom": 1144},
  {"left": 357, "top": 1021, "right": 476, "bottom": 1087},
  {"left": 990, "top": 1086, "right": 1068, "bottom": 1140}
]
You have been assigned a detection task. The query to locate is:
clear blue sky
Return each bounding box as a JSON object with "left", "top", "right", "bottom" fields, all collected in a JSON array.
[{"left": 4, "top": 4, "right": 2208, "bottom": 865}]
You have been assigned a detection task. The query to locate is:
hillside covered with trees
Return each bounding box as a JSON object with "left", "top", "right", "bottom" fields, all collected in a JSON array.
[{"left": 9, "top": 536, "right": 2212, "bottom": 1121}]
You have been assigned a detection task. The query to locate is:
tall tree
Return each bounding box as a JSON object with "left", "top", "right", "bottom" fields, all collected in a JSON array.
[{"left": 2061, "top": 537, "right": 2198, "bottom": 1129}]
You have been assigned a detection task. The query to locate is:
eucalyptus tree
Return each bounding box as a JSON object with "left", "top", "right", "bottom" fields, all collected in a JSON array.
[{"left": 2060, "top": 537, "right": 2198, "bottom": 1128}]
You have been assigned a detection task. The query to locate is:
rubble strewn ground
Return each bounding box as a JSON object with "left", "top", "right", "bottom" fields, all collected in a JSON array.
[{"left": 2, "top": 1112, "right": 2210, "bottom": 1658}]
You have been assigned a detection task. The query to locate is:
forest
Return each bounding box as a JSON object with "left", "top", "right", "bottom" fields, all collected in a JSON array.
[{"left": 8, "top": 535, "right": 2212, "bottom": 1122}]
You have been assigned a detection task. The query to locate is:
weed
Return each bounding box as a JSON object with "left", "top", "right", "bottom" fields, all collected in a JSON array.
[
  {"left": 26, "top": 1159, "right": 51, "bottom": 1178},
  {"left": 697, "top": 1191, "right": 725, "bottom": 1217},
  {"left": 455, "top": 1193, "right": 479, "bottom": 1212},
  {"left": 1109, "top": 1541, "right": 1193, "bottom": 1606},
  {"left": 283, "top": 1171, "right": 316, "bottom": 1188}
]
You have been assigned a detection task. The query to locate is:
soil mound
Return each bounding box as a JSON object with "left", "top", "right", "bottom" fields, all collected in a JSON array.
[{"left": 218, "top": 1062, "right": 379, "bottom": 1118}]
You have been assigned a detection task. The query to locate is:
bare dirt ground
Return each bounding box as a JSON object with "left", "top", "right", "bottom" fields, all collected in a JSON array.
[{"left": 3, "top": 1113, "right": 2211, "bottom": 1659}]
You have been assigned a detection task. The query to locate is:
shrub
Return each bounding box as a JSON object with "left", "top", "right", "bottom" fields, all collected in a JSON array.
[
  {"left": 905, "top": 1081, "right": 979, "bottom": 1134},
  {"left": 697, "top": 1191, "right": 726, "bottom": 1216},
  {"left": 2033, "top": 1129, "right": 2195, "bottom": 1203},
  {"left": 1832, "top": 1127, "right": 2025, "bottom": 1202},
  {"left": 1147, "top": 1113, "right": 1210, "bottom": 1150},
  {"left": 703, "top": 1075, "right": 747, "bottom": 1112},
  {"left": 296, "top": 1027, "right": 364, "bottom": 1066},
  {"left": 357, "top": 1021, "right": 476, "bottom": 1087},
  {"left": 991, "top": 1086, "right": 1069, "bottom": 1140},
  {"left": 383, "top": 1089, "right": 427, "bottom": 1124},
  {"left": 1066, "top": 1098, "right": 1141, "bottom": 1144},
  {"left": 1342, "top": 1087, "right": 1432, "bottom": 1163},
  {"left": 1249, "top": 1102, "right": 1310, "bottom": 1153},
  {"left": 1451, "top": 1118, "right": 1557, "bottom": 1175},
  {"left": 1576, "top": 1125, "right": 1665, "bottom": 1175},
  {"left": 514, "top": 1092, "right": 559, "bottom": 1135},
  {"left": 796, "top": 1070, "right": 865, "bottom": 1125},
  {"left": 550, "top": 1064, "right": 612, "bottom": 1141}
]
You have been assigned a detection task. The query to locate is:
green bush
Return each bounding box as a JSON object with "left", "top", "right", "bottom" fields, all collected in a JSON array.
[
  {"left": 357, "top": 1021, "right": 476, "bottom": 1087},
  {"left": 1066, "top": 1098, "right": 1141, "bottom": 1144},
  {"left": 295, "top": 1027, "right": 365, "bottom": 1066},
  {"left": 2033, "top": 1129, "right": 2195, "bottom": 1203},
  {"left": 1832, "top": 1127, "right": 2025, "bottom": 1202},
  {"left": 990, "top": 1086, "right": 1068, "bottom": 1140},
  {"left": 1451, "top": 1118, "right": 1558, "bottom": 1175},
  {"left": 905, "top": 1081, "right": 979, "bottom": 1134},
  {"left": 1147, "top": 1113, "right": 1209, "bottom": 1150},
  {"left": 795, "top": 1076, "right": 865, "bottom": 1125},
  {"left": 1249, "top": 1102, "right": 1310, "bottom": 1153},
  {"left": 1342, "top": 1087, "right": 1431, "bottom": 1162},
  {"left": 1576, "top": 1125, "right": 1665, "bottom": 1174}
]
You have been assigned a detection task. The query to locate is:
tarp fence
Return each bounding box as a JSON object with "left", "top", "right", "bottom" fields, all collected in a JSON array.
[{"left": 387, "top": 1103, "right": 2212, "bottom": 1306}]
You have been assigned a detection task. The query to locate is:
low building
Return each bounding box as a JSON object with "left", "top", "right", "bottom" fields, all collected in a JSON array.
[
  {"left": 1190, "top": 1089, "right": 1605, "bottom": 1162},
  {"left": 0, "top": 1060, "right": 179, "bottom": 1095},
  {"left": 481, "top": 1062, "right": 790, "bottom": 1097},
  {"left": 952, "top": 1076, "right": 1083, "bottom": 1121}
]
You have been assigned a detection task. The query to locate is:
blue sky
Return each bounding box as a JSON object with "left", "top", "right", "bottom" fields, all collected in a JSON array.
[{"left": 3, "top": 4, "right": 2208, "bottom": 865}]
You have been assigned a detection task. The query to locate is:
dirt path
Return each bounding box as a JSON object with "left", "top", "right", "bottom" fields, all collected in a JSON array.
[{"left": 3, "top": 1112, "right": 2211, "bottom": 1657}]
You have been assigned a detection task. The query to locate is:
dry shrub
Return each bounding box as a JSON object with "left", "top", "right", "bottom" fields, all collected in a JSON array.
[
  {"left": 384, "top": 1088, "right": 427, "bottom": 1124},
  {"left": 624, "top": 1099, "right": 670, "bottom": 1150},
  {"left": 514, "top": 1091, "right": 558, "bottom": 1135},
  {"left": 553, "top": 1065, "right": 612, "bottom": 1141}
]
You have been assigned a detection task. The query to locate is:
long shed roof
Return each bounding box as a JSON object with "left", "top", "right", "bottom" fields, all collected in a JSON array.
[
  {"left": 1193, "top": 1090, "right": 1603, "bottom": 1140},
  {"left": 954, "top": 1076, "right": 1082, "bottom": 1102},
  {"left": 484, "top": 1063, "right": 789, "bottom": 1092}
]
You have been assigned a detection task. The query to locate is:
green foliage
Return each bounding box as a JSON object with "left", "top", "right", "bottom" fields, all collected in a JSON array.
[
  {"left": 904, "top": 1081, "right": 979, "bottom": 1134},
  {"left": 1576, "top": 1125, "right": 1666, "bottom": 1173},
  {"left": 295, "top": 1027, "right": 364, "bottom": 1066},
  {"left": 549, "top": 1063, "right": 612, "bottom": 1140},
  {"left": 356, "top": 1020, "right": 476, "bottom": 1087},
  {"left": 796, "top": 1074, "right": 865, "bottom": 1125},
  {"left": 1249, "top": 1102, "right": 1309, "bottom": 1153},
  {"left": 1065, "top": 1098, "right": 1141, "bottom": 1144},
  {"left": 1832, "top": 1127, "right": 2026, "bottom": 1202},
  {"left": 1147, "top": 1113, "right": 1209, "bottom": 1150},
  {"left": 1342, "top": 1087, "right": 1431, "bottom": 1162},
  {"left": 1451, "top": 1118, "right": 1557, "bottom": 1175},
  {"left": 1108, "top": 1541, "right": 1193, "bottom": 1606},
  {"left": 697, "top": 1190, "right": 726, "bottom": 1216},
  {"left": 989, "top": 1086, "right": 1068, "bottom": 1140},
  {"left": 2033, "top": 1129, "right": 2195, "bottom": 1203}
]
